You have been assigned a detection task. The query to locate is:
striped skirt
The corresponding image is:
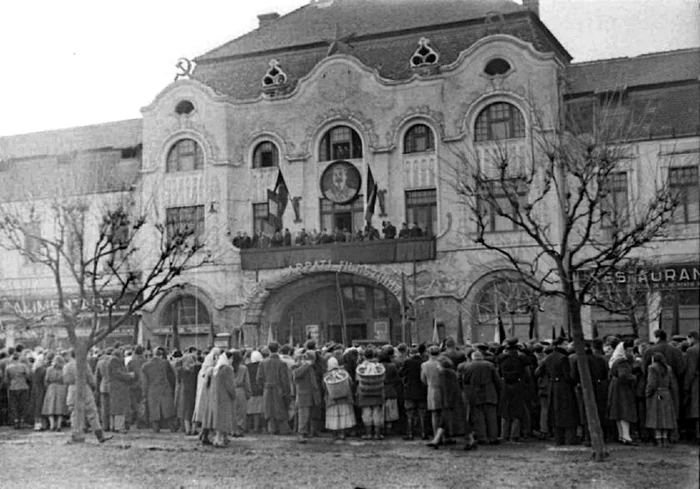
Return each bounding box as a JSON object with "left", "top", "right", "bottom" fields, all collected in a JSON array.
[{"left": 325, "top": 402, "right": 356, "bottom": 431}]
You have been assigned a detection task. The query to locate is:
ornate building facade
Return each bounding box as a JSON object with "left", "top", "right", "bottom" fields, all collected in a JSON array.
[{"left": 1, "top": 0, "right": 698, "bottom": 349}]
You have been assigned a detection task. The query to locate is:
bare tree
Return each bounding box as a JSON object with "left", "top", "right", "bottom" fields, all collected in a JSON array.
[
  {"left": 446, "top": 93, "right": 679, "bottom": 460},
  {"left": 0, "top": 195, "right": 210, "bottom": 442}
]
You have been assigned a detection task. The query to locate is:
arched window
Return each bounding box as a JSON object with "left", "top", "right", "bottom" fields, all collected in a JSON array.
[
  {"left": 473, "top": 278, "right": 535, "bottom": 342},
  {"left": 403, "top": 124, "right": 435, "bottom": 154},
  {"left": 319, "top": 126, "right": 363, "bottom": 161},
  {"left": 474, "top": 102, "right": 526, "bottom": 142},
  {"left": 253, "top": 141, "right": 279, "bottom": 168},
  {"left": 166, "top": 139, "right": 204, "bottom": 172},
  {"left": 163, "top": 295, "right": 210, "bottom": 328}
]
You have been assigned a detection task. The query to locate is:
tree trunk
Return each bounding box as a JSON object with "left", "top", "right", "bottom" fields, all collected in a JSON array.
[
  {"left": 569, "top": 298, "right": 608, "bottom": 461},
  {"left": 71, "top": 339, "right": 89, "bottom": 443}
]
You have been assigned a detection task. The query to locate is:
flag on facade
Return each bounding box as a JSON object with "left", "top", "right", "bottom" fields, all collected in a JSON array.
[
  {"left": 267, "top": 169, "right": 289, "bottom": 228},
  {"left": 560, "top": 326, "right": 567, "bottom": 340},
  {"left": 431, "top": 316, "right": 440, "bottom": 344},
  {"left": 496, "top": 316, "right": 507, "bottom": 345},
  {"left": 457, "top": 307, "right": 465, "bottom": 345},
  {"left": 267, "top": 323, "right": 274, "bottom": 345},
  {"left": 551, "top": 325, "right": 556, "bottom": 342},
  {"left": 364, "top": 165, "right": 378, "bottom": 223},
  {"left": 289, "top": 316, "right": 294, "bottom": 346}
]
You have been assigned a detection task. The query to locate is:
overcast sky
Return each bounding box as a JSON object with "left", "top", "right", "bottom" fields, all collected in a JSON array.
[{"left": 1, "top": 0, "right": 698, "bottom": 137}]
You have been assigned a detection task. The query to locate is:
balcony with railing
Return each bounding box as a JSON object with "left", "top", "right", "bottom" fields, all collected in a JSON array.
[{"left": 239, "top": 237, "right": 436, "bottom": 271}]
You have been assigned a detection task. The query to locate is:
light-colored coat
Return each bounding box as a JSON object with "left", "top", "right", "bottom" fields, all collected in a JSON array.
[
  {"left": 108, "top": 355, "right": 133, "bottom": 416},
  {"left": 421, "top": 357, "right": 442, "bottom": 411},
  {"left": 210, "top": 364, "right": 236, "bottom": 432}
]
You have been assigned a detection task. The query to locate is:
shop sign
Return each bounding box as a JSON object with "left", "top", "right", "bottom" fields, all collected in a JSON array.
[
  {"left": 305, "top": 324, "right": 319, "bottom": 342},
  {"left": 373, "top": 319, "right": 390, "bottom": 341},
  {"left": 593, "top": 264, "right": 700, "bottom": 290},
  {"left": 1, "top": 293, "right": 137, "bottom": 318}
]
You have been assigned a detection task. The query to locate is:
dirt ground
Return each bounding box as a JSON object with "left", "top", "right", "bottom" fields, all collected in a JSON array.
[{"left": 0, "top": 428, "right": 698, "bottom": 489}]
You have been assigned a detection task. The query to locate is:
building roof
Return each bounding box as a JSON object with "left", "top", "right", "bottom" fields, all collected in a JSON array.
[
  {"left": 566, "top": 48, "right": 700, "bottom": 94},
  {"left": 0, "top": 119, "right": 142, "bottom": 201},
  {"left": 192, "top": 0, "right": 569, "bottom": 100},
  {"left": 196, "top": 0, "right": 528, "bottom": 62}
]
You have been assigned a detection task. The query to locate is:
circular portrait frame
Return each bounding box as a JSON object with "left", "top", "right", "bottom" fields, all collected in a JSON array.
[{"left": 320, "top": 160, "right": 362, "bottom": 205}]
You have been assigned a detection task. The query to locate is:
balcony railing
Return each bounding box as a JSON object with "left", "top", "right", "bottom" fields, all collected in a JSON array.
[{"left": 240, "top": 237, "right": 436, "bottom": 271}]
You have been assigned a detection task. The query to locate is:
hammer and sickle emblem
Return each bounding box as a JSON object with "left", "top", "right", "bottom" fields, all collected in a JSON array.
[{"left": 174, "top": 58, "right": 194, "bottom": 81}]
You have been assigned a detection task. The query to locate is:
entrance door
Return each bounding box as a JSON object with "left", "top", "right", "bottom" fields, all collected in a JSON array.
[{"left": 334, "top": 211, "right": 352, "bottom": 233}]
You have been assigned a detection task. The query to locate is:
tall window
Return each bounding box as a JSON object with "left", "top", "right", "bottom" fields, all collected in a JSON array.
[
  {"left": 166, "top": 139, "right": 203, "bottom": 172},
  {"left": 253, "top": 141, "right": 279, "bottom": 168},
  {"left": 475, "top": 102, "right": 525, "bottom": 142},
  {"left": 320, "top": 196, "right": 364, "bottom": 234},
  {"left": 319, "top": 126, "right": 363, "bottom": 161},
  {"left": 165, "top": 206, "right": 204, "bottom": 241},
  {"left": 601, "top": 172, "right": 629, "bottom": 228},
  {"left": 477, "top": 180, "right": 528, "bottom": 232},
  {"left": 253, "top": 203, "right": 275, "bottom": 236},
  {"left": 405, "top": 189, "right": 437, "bottom": 237},
  {"left": 163, "top": 295, "right": 210, "bottom": 328},
  {"left": 23, "top": 221, "right": 42, "bottom": 262},
  {"left": 403, "top": 124, "right": 435, "bottom": 154},
  {"left": 669, "top": 166, "right": 699, "bottom": 223}
]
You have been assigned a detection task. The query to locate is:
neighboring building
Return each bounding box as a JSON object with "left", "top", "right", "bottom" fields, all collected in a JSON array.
[{"left": 1, "top": 0, "right": 698, "bottom": 349}]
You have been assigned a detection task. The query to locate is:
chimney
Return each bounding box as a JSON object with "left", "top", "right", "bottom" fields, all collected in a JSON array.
[
  {"left": 257, "top": 12, "right": 280, "bottom": 28},
  {"left": 522, "top": 0, "right": 539, "bottom": 16}
]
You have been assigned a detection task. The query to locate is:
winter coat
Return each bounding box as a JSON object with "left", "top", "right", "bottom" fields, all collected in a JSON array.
[
  {"left": 257, "top": 354, "right": 291, "bottom": 421},
  {"left": 42, "top": 366, "right": 68, "bottom": 416},
  {"left": 461, "top": 359, "right": 501, "bottom": 406},
  {"left": 210, "top": 364, "right": 237, "bottom": 432},
  {"left": 246, "top": 362, "right": 264, "bottom": 397},
  {"left": 176, "top": 364, "right": 200, "bottom": 421},
  {"left": 498, "top": 350, "right": 529, "bottom": 420},
  {"left": 127, "top": 354, "right": 146, "bottom": 400},
  {"left": 570, "top": 352, "right": 608, "bottom": 426},
  {"left": 541, "top": 348, "right": 578, "bottom": 428},
  {"left": 645, "top": 363, "right": 678, "bottom": 430},
  {"left": 356, "top": 360, "right": 385, "bottom": 407},
  {"left": 108, "top": 356, "right": 133, "bottom": 416},
  {"left": 193, "top": 366, "right": 214, "bottom": 426},
  {"left": 399, "top": 355, "right": 427, "bottom": 402},
  {"left": 292, "top": 363, "right": 321, "bottom": 408},
  {"left": 608, "top": 357, "right": 638, "bottom": 423},
  {"left": 440, "top": 367, "right": 460, "bottom": 410},
  {"left": 421, "top": 358, "right": 443, "bottom": 411},
  {"left": 684, "top": 344, "right": 699, "bottom": 420},
  {"left": 96, "top": 356, "right": 111, "bottom": 394},
  {"left": 381, "top": 361, "right": 400, "bottom": 400},
  {"left": 4, "top": 361, "right": 30, "bottom": 390},
  {"left": 142, "top": 357, "right": 176, "bottom": 422},
  {"left": 30, "top": 366, "right": 47, "bottom": 418}
]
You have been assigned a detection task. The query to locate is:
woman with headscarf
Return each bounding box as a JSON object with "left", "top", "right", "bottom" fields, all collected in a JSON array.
[
  {"left": 210, "top": 350, "right": 236, "bottom": 447},
  {"left": 42, "top": 355, "right": 68, "bottom": 431},
  {"left": 231, "top": 350, "right": 251, "bottom": 437},
  {"left": 176, "top": 353, "right": 200, "bottom": 436},
  {"left": 607, "top": 340, "right": 638, "bottom": 445},
  {"left": 246, "top": 350, "right": 265, "bottom": 433},
  {"left": 193, "top": 347, "right": 220, "bottom": 445},
  {"left": 646, "top": 352, "right": 678, "bottom": 447},
  {"left": 30, "top": 351, "right": 50, "bottom": 431},
  {"left": 324, "top": 356, "right": 356, "bottom": 441}
]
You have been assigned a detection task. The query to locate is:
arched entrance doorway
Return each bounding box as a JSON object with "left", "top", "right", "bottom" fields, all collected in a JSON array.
[
  {"left": 471, "top": 274, "right": 538, "bottom": 343},
  {"left": 255, "top": 272, "right": 402, "bottom": 346},
  {"left": 156, "top": 293, "right": 213, "bottom": 350}
]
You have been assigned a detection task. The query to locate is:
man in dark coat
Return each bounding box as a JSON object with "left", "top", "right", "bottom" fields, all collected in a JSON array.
[
  {"left": 256, "top": 341, "right": 291, "bottom": 435},
  {"left": 538, "top": 338, "right": 578, "bottom": 445},
  {"left": 684, "top": 331, "right": 699, "bottom": 441},
  {"left": 107, "top": 348, "right": 135, "bottom": 433},
  {"left": 497, "top": 338, "right": 531, "bottom": 442},
  {"left": 461, "top": 350, "right": 502, "bottom": 446},
  {"left": 570, "top": 341, "right": 608, "bottom": 444},
  {"left": 292, "top": 351, "right": 321, "bottom": 443},
  {"left": 95, "top": 349, "right": 113, "bottom": 431},
  {"left": 141, "top": 347, "right": 176, "bottom": 432},
  {"left": 399, "top": 347, "right": 427, "bottom": 440},
  {"left": 127, "top": 345, "right": 147, "bottom": 428}
]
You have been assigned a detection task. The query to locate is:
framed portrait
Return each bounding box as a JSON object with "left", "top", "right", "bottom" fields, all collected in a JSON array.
[{"left": 320, "top": 160, "right": 361, "bottom": 204}]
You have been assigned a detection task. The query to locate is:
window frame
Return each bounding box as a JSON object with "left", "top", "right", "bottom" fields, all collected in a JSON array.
[
  {"left": 405, "top": 188, "right": 437, "bottom": 237},
  {"left": 252, "top": 202, "right": 275, "bottom": 236},
  {"left": 600, "top": 172, "right": 629, "bottom": 229},
  {"left": 166, "top": 139, "right": 204, "bottom": 173},
  {"left": 403, "top": 124, "right": 436, "bottom": 154},
  {"left": 476, "top": 179, "right": 528, "bottom": 233},
  {"left": 319, "top": 126, "right": 363, "bottom": 162},
  {"left": 474, "top": 102, "right": 526, "bottom": 143},
  {"left": 165, "top": 205, "right": 205, "bottom": 243},
  {"left": 669, "top": 165, "right": 700, "bottom": 224},
  {"left": 252, "top": 141, "right": 279, "bottom": 169},
  {"left": 319, "top": 195, "right": 365, "bottom": 234},
  {"left": 163, "top": 295, "right": 211, "bottom": 328}
]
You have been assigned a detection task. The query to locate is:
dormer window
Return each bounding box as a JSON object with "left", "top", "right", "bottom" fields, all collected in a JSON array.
[
  {"left": 167, "top": 139, "right": 204, "bottom": 172},
  {"left": 262, "top": 59, "right": 288, "bottom": 88},
  {"left": 484, "top": 58, "right": 511, "bottom": 76},
  {"left": 410, "top": 37, "right": 440, "bottom": 67},
  {"left": 319, "top": 126, "right": 363, "bottom": 161},
  {"left": 253, "top": 141, "right": 279, "bottom": 168}
]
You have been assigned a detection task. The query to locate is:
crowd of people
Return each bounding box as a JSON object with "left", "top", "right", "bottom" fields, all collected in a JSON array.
[
  {"left": 1, "top": 328, "right": 698, "bottom": 451},
  {"left": 231, "top": 221, "right": 426, "bottom": 249}
]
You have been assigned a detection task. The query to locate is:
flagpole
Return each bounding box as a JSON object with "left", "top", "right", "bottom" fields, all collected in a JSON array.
[
  {"left": 335, "top": 272, "right": 348, "bottom": 346},
  {"left": 401, "top": 271, "right": 406, "bottom": 344}
]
